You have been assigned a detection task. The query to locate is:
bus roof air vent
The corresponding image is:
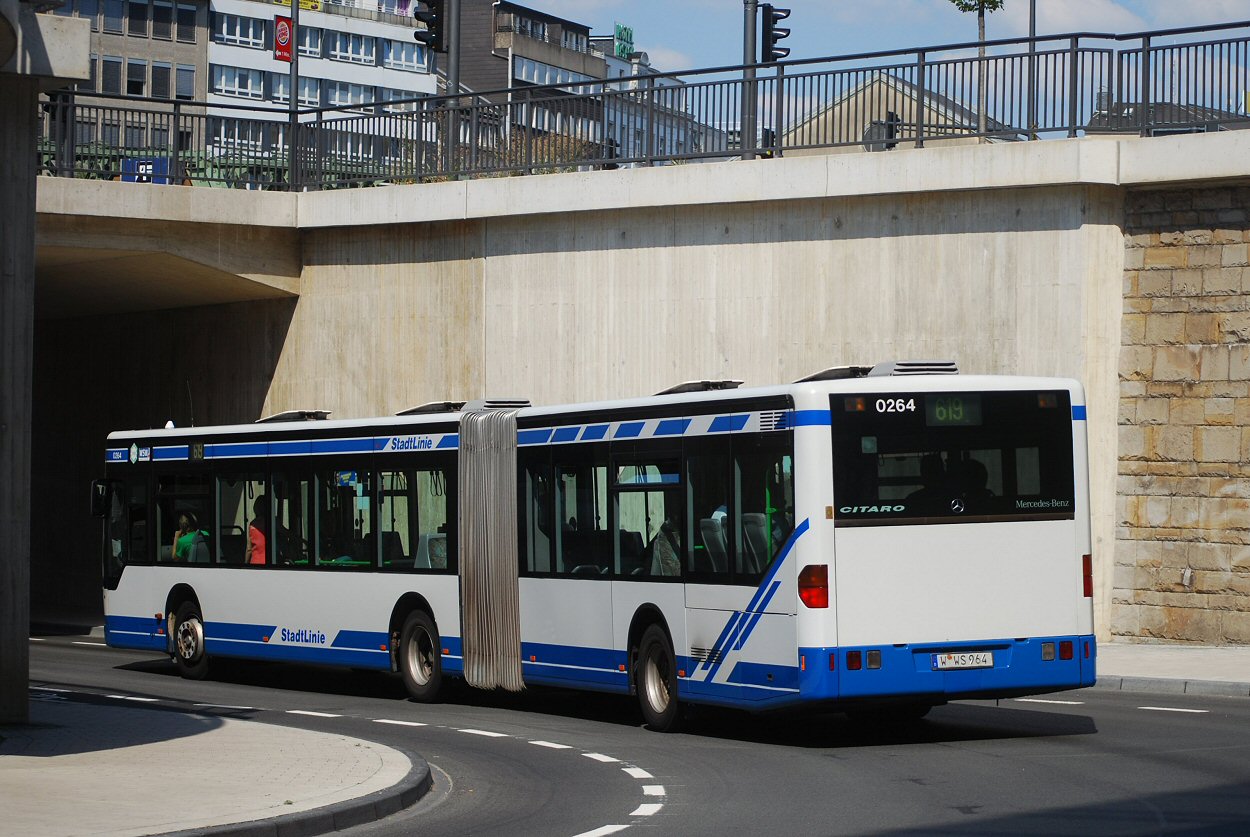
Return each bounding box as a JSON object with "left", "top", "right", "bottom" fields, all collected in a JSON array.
[
  {"left": 793, "top": 366, "right": 872, "bottom": 383},
  {"left": 463, "top": 399, "right": 531, "bottom": 411},
  {"left": 868, "top": 360, "right": 959, "bottom": 376},
  {"left": 654, "top": 380, "right": 744, "bottom": 396},
  {"left": 396, "top": 400, "right": 467, "bottom": 416},
  {"left": 254, "top": 409, "right": 332, "bottom": 423}
]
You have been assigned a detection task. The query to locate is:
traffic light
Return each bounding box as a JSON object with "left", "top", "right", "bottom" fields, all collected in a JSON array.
[
  {"left": 760, "top": 4, "right": 790, "bottom": 63},
  {"left": 413, "top": 0, "right": 446, "bottom": 53}
]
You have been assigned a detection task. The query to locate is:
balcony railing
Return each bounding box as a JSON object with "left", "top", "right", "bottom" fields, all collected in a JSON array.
[{"left": 35, "top": 20, "right": 1250, "bottom": 190}]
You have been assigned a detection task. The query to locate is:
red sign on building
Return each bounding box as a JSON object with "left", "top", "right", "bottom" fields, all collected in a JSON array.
[{"left": 275, "top": 15, "right": 293, "bottom": 62}]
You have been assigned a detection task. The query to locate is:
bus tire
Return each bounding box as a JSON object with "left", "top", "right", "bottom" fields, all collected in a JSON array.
[
  {"left": 636, "top": 624, "right": 682, "bottom": 732},
  {"left": 172, "top": 601, "right": 210, "bottom": 680},
  {"left": 399, "top": 610, "right": 443, "bottom": 702}
]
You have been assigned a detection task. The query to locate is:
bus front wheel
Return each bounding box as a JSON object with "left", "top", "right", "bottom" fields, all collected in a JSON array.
[
  {"left": 172, "top": 601, "right": 210, "bottom": 680},
  {"left": 399, "top": 610, "right": 443, "bottom": 702},
  {"left": 636, "top": 625, "right": 682, "bottom": 732}
]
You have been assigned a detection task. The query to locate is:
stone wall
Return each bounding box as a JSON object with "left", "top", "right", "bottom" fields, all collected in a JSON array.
[{"left": 1117, "top": 186, "right": 1250, "bottom": 643}]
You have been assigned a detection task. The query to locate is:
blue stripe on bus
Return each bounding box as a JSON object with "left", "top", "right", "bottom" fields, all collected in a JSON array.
[
  {"left": 104, "top": 614, "right": 166, "bottom": 651},
  {"left": 518, "top": 429, "right": 554, "bottom": 446},
  {"left": 309, "top": 438, "right": 374, "bottom": 455},
  {"left": 1072, "top": 405, "right": 1087, "bottom": 421},
  {"left": 437, "top": 434, "right": 459, "bottom": 449},
  {"left": 708, "top": 414, "right": 749, "bottom": 433},
  {"left": 581, "top": 424, "right": 609, "bottom": 441},
  {"left": 205, "top": 621, "right": 277, "bottom": 643},
  {"left": 331, "top": 630, "right": 390, "bottom": 650},
  {"left": 153, "top": 446, "right": 188, "bottom": 461},
  {"left": 726, "top": 660, "right": 800, "bottom": 691},
  {"left": 551, "top": 426, "right": 580, "bottom": 443},
  {"left": 520, "top": 641, "right": 626, "bottom": 672},
  {"left": 613, "top": 421, "right": 645, "bottom": 439},
  {"left": 207, "top": 442, "right": 268, "bottom": 459},
  {"left": 655, "top": 418, "right": 691, "bottom": 436},
  {"left": 204, "top": 638, "right": 390, "bottom": 669},
  {"left": 271, "top": 440, "right": 312, "bottom": 456},
  {"left": 791, "top": 410, "right": 832, "bottom": 427}
]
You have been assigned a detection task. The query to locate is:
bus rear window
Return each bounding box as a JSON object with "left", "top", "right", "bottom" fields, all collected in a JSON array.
[{"left": 831, "top": 390, "right": 1076, "bottom": 526}]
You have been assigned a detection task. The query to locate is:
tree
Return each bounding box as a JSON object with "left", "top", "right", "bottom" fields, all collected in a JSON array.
[{"left": 949, "top": 0, "right": 1005, "bottom": 141}]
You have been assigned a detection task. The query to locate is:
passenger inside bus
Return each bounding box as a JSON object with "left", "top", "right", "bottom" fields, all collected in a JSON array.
[{"left": 246, "top": 495, "right": 268, "bottom": 565}]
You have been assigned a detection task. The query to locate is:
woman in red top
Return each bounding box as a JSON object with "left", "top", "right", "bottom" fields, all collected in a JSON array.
[{"left": 245, "top": 495, "right": 268, "bottom": 565}]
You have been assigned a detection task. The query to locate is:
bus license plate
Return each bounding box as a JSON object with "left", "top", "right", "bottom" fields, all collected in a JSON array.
[{"left": 931, "top": 651, "right": 993, "bottom": 671}]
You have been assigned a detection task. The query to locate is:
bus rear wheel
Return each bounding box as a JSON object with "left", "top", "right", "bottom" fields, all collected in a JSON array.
[
  {"left": 636, "top": 625, "right": 682, "bottom": 732},
  {"left": 399, "top": 610, "right": 443, "bottom": 702},
  {"left": 172, "top": 601, "right": 210, "bottom": 680}
]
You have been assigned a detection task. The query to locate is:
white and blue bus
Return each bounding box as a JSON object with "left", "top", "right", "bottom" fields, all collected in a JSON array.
[{"left": 92, "top": 362, "right": 1096, "bottom": 730}]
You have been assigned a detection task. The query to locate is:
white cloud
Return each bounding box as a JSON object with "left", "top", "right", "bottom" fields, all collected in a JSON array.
[
  {"left": 1134, "top": 0, "right": 1250, "bottom": 29},
  {"left": 637, "top": 44, "right": 699, "bottom": 72},
  {"left": 992, "top": 0, "right": 1146, "bottom": 38}
]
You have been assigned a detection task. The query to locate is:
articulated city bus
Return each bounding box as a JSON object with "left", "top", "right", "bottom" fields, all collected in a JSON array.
[{"left": 92, "top": 361, "right": 1095, "bottom": 731}]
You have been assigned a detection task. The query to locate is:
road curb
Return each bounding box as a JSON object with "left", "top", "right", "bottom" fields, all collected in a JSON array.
[
  {"left": 1092, "top": 676, "right": 1250, "bottom": 698},
  {"left": 155, "top": 743, "right": 433, "bottom": 837}
]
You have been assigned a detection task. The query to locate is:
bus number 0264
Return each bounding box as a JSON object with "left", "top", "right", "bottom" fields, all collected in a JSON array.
[{"left": 875, "top": 398, "right": 916, "bottom": 413}]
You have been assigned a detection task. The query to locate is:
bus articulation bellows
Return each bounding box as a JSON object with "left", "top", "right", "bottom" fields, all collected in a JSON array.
[{"left": 92, "top": 362, "right": 1096, "bottom": 730}]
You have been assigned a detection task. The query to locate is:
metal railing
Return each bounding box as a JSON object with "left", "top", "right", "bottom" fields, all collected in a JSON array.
[{"left": 35, "top": 20, "right": 1250, "bottom": 190}]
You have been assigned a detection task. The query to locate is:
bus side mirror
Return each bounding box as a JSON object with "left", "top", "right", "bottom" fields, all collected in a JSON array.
[{"left": 90, "top": 479, "right": 114, "bottom": 518}]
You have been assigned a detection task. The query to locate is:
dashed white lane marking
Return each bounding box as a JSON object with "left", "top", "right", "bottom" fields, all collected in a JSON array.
[
  {"left": 459, "top": 728, "right": 508, "bottom": 737},
  {"left": 642, "top": 785, "right": 665, "bottom": 796},
  {"left": 1139, "top": 706, "right": 1209, "bottom": 714},
  {"left": 583, "top": 753, "right": 619, "bottom": 763},
  {"left": 1014, "top": 698, "right": 1085, "bottom": 705},
  {"left": 29, "top": 637, "right": 45, "bottom": 641},
  {"left": 286, "top": 710, "right": 341, "bottom": 718},
  {"left": 630, "top": 803, "right": 663, "bottom": 817},
  {"left": 572, "top": 826, "right": 630, "bottom": 837},
  {"left": 374, "top": 718, "right": 427, "bottom": 727},
  {"left": 72, "top": 641, "right": 107, "bottom": 647},
  {"left": 34, "top": 687, "right": 73, "bottom": 693},
  {"left": 530, "top": 740, "right": 573, "bottom": 749},
  {"left": 623, "top": 767, "right": 653, "bottom": 780},
  {"left": 106, "top": 695, "right": 158, "bottom": 702},
  {"left": 194, "top": 703, "right": 254, "bottom": 710}
]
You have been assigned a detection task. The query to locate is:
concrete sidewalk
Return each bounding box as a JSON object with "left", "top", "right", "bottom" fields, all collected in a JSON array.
[
  {"left": 0, "top": 696, "right": 431, "bottom": 837},
  {"left": 1095, "top": 641, "right": 1250, "bottom": 698}
]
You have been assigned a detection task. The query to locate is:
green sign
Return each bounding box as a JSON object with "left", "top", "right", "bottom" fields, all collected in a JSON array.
[{"left": 614, "top": 22, "right": 634, "bottom": 59}]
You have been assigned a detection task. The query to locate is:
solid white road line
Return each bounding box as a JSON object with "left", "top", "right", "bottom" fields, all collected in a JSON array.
[
  {"left": 1014, "top": 698, "right": 1086, "bottom": 705},
  {"left": 71, "top": 641, "right": 107, "bottom": 647},
  {"left": 583, "top": 753, "right": 619, "bottom": 763},
  {"left": 29, "top": 637, "right": 45, "bottom": 642},
  {"left": 106, "top": 695, "right": 158, "bottom": 702},
  {"left": 1138, "top": 706, "right": 1209, "bottom": 714},
  {"left": 530, "top": 740, "right": 573, "bottom": 749},
  {"left": 630, "top": 803, "right": 663, "bottom": 817},
  {"left": 623, "top": 767, "right": 653, "bottom": 780},
  {"left": 194, "top": 703, "right": 254, "bottom": 710},
  {"left": 572, "top": 826, "right": 629, "bottom": 837},
  {"left": 286, "top": 710, "right": 342, "bottom": 718},
  {"left": 374, "top": 719, "right": 427, "bottom": 727},
  {"left": 33, "top": 687, "right": 73, "bottom": 693},
  {"left": 459, "top": 728, "right": 508, "bottom": 737},
  {"left": 642, "top": 785, "right": 665, "bottom": 796}
]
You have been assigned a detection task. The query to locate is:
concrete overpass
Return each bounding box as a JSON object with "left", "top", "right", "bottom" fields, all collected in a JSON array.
[{"left": 33, "top": 131, "right": 1250, "bottom": 647}]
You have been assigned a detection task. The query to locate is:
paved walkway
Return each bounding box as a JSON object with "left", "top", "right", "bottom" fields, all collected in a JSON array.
[{"left": 1096, "top": 641, "right": 1250, "bottom": 697}]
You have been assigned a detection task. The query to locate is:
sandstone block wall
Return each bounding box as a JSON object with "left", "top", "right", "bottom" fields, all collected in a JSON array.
[{"left": 1117, "top": 187, "right": 1250, "bottom": 643}]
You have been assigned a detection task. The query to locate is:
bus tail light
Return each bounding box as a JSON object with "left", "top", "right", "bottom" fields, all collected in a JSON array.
[
  {"left": 847, "top": 650, "right": 862, "bottom": 670},
  {"left": 1060, "top": 641, "right": 1074, "bottom": 660},
  {"left": 1082, "top": 554, "right": 1093, "bottom": 598},
  {"left": 798, "top": 565, "right": 828, "bottom": 608}
]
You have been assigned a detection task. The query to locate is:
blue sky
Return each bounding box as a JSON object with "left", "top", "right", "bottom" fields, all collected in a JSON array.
[{"left": 523, "top": 0, "right": 1250, "bottom": 73}]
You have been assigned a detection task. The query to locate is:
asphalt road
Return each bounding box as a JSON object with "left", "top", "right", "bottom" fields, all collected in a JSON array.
[{"left": 29, "top": 637, "right": 1250, "bottom": 836}]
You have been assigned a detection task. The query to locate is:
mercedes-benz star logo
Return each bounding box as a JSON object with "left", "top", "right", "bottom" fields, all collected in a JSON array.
[{"left": 950, "top": 498, "right": 966, "bottom": 514}]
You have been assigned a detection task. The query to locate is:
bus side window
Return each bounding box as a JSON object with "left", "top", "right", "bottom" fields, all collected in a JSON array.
[
  {"left": 314, "top": 468, "right": 374, "bottom": 569},
  {"left": 519, "top": 448, "right": 553, "bottom": 574},
  {"left": 553, "top": 443, "right": 608, "bottom": 577},
  {"left": 217, "top": 475, "right": 265, "bottom": 565},
  {"left": 685, "top": 437, "right": 733, "bottom": 582},
  {"left": 157, "top": 473, "right": 212, "bottom": 564},
  {"left": 273, "top": 472, "right": 312, "bottom": 566},
  {"left": 733, "top": 434, "right": 794, "bottom": 583}
]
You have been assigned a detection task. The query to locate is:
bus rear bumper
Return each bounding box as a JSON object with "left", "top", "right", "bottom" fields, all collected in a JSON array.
[{"left": 799, "top": 635, "right": 1097, "bottom": 701}]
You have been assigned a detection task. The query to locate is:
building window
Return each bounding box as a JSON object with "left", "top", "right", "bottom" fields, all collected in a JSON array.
[
  {"left": 103, "top": 0, "right": 123, "bottom": 33},
  {"left": 76, "top": 119, "right": 97, "bottom": 145},
  {"left": 562, "top": 30, "right": 587, "bottom": 52},
  {"left": 176, "top": 2, "right": 195, "bottom": 42},
  {"left": 270, "top": 72, "right": 290, "bottom": 105},
  {"left": 298, "top": 26, "right": 322, "bottom": 57},
  {"left": 326, "top": 80, "right": 373, "bottom": 113},
  {"left": 381, "top": 40, "right": 423, "bottom": 72},
  {"left": 80, "top": 0, "right": 100, "bottom": 31},
  {"left": 380, "top": 88, "right": 421, "bottom": 113},
  {"left": 152, "top": 62, "right": 171, "bottom": 98},
  {"left": 213, "top": 13, "right": 264, "bottom": 49},
  {"left": 176, "top": 64, "right": 195, "bottom": 100},
  {"left": 101, "top": 56, "right": 122, "bottom": 94},
  {"left": 298, "top": 76, "right": 320, "bottom": 107},
  {"left": 211, "top": 65, "right": 264, "bottom": 100},
  {"left": 126, "top": 58, "right": 146, "bottom": 96},
  {"left": 127, "top": 0, "right": 148, "bottom": 36},
  {"left": 328, "top": 31, "right": 375, "bottom": 65},
  {"left": 151, "top": 0, "right": 172, "bottom": 39},
  {"left": 516, "top": 17, "right": 546, "bottom": 41},
  {"left": 124, "top": 122, "right": 146, "bottom": 149}
]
